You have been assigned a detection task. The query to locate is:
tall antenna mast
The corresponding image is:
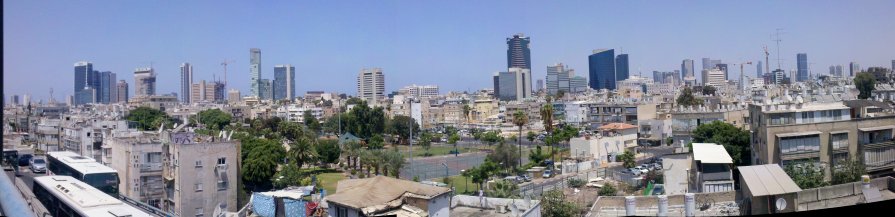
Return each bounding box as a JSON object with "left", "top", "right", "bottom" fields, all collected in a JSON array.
[{"left": 773, "top": 28, "right": 784, "bottom": 70}]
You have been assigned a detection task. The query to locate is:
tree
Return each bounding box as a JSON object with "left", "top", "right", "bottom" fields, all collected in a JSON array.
[
  {"left": 526, "top": 131, "right": 537, "bottom": 144},
  {"left": 529, "top": 146, "right": 550, "bottom": 166},
  {"left": 367, "top": 134, "right": 385, "bottom": 150},
  {"left": 316, "top": 139, "right": 341, "bottom": 167},
  {"left": 855, "top": 72, "right": 876, "bottom": 99},
  {"left": 618, "top": 150, "right": 636, "bottom": 168},
  {"left": 388, "top": 115, "right": 420, "bottom": 145},
  {"left": 303, "top": 110, "right": 322, "bottom": 135},
  {"left": 691, "top": 121, "right": 751, "bottom": 165},
  {"left": 568, "top": 178, "right": 586, "bottom": 188},
  {"left": 197, "top": 109, "right": 232, "bottom": 131},
  {"left": 831, "top": 159, "right": 866, "bottom": 185},
  {"left": 599, "top": 183, "right": 618, "bottom": 196},
  {"left": 676, "top": 87, "right": 702, "bottom": 106},
  {"left": 540, "top": 104, "right": 556, "bottom": 162},
  {"left": 343, "top": 141, "right": 362, "bottom": 170},
  {"left": 288, "top": 136, "right": 317, "bottom": 169},
  {"left": 487, "top": 141, "right": 521, "bottom": 172},
  {"left": 384, "top": 150, "right": 406, "bottom": 178},
  {"left": 462, "top": 104, "right": 472, "bottom": 128},
  {"left": 541, "top": 189, "right": 579, "bottom": 217},
  {"left": 344, "top": 101, "right": 387, "bottom": 139},
  {"left": 241, "top": 138, "right": 286, "bottom": 191},
  {"left": 644, "top": 169, "right": 664, "bottom": 186},
  {"left": 481, "top": 131, "right": 504, "bottom": 146},
  {"left": 345, "top": 97, "right": 364, "bottom": 105},
  {"left": 127, "top": 107, "right": 175, "bottom": 131},
  {"left": 419, "top": 132, "right": 433, "bottom": 156},
  {"left": 556, "top": 90, "right": 566, "bottom": 99},
  {"left": 512, "top": 111, "right": 528, "bottom": 170},
  {"left": 701, "top": 86, "right": 717, "bottom": 95},
  {"left": 665, "top": 136, "right": 674, "bottom": 146},
  {"left": 486, "top": 180, "right": 519, "bottom": 198},
  {"left": 784, "top": 162, "right": 827, "bottom": 189}
]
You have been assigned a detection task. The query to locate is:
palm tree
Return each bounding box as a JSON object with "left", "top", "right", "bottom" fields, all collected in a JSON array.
[
  {"left": 512, "top": 111, "right": 528, "bottom": 170},
  {"left": 463, "top": 104, "right": 471, "bottom": 129},
  {"left": 540, "top": 104, "right": 555, "bottom": 162},
  {"left": 288, "top": 136, "right": 318, "bottom": 169},
  {"left": 385, "top": 151, "right": 406, "bottom": 178},
  {"left": 343, "top": 141, "right": 361, "bottom": 170}
]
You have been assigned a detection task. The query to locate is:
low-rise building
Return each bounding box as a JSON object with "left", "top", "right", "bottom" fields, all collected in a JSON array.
[
  {"left": 325, "top": 176, "right": 452, "bottom": 217},
  {"left": 570, "top": 122, "right": 637, "bottom": 164},
  {"left": 691, "top": 143, "right": 735, "bottom": 193},
  {"left": 162, "top": 131, "right": 239, "bottom": 217},
  {"left": 105, "top": 130, "right": 165, "bottom": 208}
]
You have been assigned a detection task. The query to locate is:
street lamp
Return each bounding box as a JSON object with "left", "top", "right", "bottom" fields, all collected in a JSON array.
[{"left": 461, "top": 169, "right": 468, "bottom": 193}]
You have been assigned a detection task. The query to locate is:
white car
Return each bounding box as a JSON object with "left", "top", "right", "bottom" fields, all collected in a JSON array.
[
  {"left": 586, "top": 177, "right": 605, "bottom": 188},
  {"left": 629, "top": 168, "right": 642, "bottom": 176}
]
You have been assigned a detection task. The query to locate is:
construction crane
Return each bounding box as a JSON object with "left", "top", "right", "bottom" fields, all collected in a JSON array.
[
  {"left": 763, "top": 46, "right": 770, "bottom": 76},
  {"left": 221, "top": 59, "right": 234, "bottom": 86}
]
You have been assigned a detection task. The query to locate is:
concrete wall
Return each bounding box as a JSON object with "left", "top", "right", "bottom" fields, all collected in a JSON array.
[
  {"left": 451, "top": 195, "right": 542, "bottom": 217},
  {"left": 593, "top": 190, "right": 736, "bottom": 208},
  {"left": 428, "top": 193, "right": 451, "bottom": 217},
  {"left": 796, "top": 177, "right": 895, "bottom": 211}
]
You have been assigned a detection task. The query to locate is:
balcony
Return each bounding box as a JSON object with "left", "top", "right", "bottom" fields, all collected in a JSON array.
[
  {"left": 700, "top": 171, "right": 733, "bottom": 181},
  {"left": 141, "top": 163, "right": 163, "bottom": 172}
]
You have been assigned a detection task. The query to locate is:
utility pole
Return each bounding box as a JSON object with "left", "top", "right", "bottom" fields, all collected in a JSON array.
[{"left": 409, "top": 107, "right": 414, "bottom": 180}]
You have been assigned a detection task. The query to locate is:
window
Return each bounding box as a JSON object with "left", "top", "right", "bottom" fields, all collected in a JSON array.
[
  {"left": 195, "top": 208, "right": 204, "bottom": 217},
  {"left": 779, "top": 135, "right": 820, "bottom": 154},
  {"left": 864, "top": 146, "right": 895, "bottom": 168},
  {"left": 195, "top": 183, "right": 203, "bottom": 192},
  {"left": 195, "top": 160, "right": 203, "bottom": 168},
  {"left": 217, "top": 158, "right": 226, "bottom": 165},
  {"left": 146, "top": 152, "right": 162, "bottom": 163},
  {"left": 831, "top": 133, "right": 849, "bottom": 150}
]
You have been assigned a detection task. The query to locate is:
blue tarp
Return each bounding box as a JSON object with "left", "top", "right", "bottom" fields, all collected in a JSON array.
[{"left": 252, "top": 193, "right": 276, "bottom": 217}]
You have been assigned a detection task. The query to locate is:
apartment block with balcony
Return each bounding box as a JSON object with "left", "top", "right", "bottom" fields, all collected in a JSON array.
[
  {"left": 749, "top": 100, "right": 895, "bottom": 179},
  {"left": 671, "top": 103, "right": 748, "bottom": 147},
  {"left": 162, "top": 132, "right": 239, "bottom": 217},
  {"left": 105, "top": 130, "right": 165, "bottom": 208}
]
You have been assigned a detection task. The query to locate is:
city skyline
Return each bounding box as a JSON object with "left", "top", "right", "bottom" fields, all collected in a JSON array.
[{"left": 5, "top": 0, "right": 895, "bottom": 102}]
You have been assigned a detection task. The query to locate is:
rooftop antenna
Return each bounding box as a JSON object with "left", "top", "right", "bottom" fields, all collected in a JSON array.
[{"left": 772, "top": 28, "right": 785, "bottom": 70}]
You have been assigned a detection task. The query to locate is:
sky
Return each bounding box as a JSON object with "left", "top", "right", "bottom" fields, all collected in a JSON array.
[{"left": 5, "top": 0, "right": 895, "bottom": 102}]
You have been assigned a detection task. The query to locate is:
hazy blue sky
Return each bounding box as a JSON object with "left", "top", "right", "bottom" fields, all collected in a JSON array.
[{"left": 5, "top": 0, "right": 895, "bottom": 102}]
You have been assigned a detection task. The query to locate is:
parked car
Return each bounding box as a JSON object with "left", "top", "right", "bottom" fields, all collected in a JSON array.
[
  {"left": 503, "top": 176, "right": 523, "bottom": 184},
  {"left": 652, "top": 162, "right": 663, "bottom": 170},
  {"left": 17, "top": 154, "right": 33, "bottom": 167},
  {"left": 30, "top": 158, "right": 46, "bottom": 173},
  {"left": 634, "top": 166, "right": 648, "bottom": 175},
  {"left": 629, "top": 168, "right": 642, "bottom": 176},
  {"left": 652, "top": 184, "right": 665, "bottom": 195},
  {"left": 521, "top": 175, "right": 532, "bottom": 182},
  {"left": 542, "top": 170, "right": 553, "bottom": 178}
]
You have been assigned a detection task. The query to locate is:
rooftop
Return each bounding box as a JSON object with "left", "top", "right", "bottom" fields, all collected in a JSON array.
[
  {"left": 325, "top": 176, "right": 452, "bottom": 214},
  {"left": 33, "top": 176, "right": 152, "bottom": 217},
  {"left": 451, "top": 195, "right": 541, "bottom": 217},
  {"left": 692, "top": 143, "right": 733, "bottom": 164},
  {"left": 597, "top": 123, "right": 637, "bottom": 131},
  {"left": 737, "top": 164, "right": 802, "bottom": 197}
]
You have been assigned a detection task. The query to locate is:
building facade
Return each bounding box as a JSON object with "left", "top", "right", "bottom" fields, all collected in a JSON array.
[
  {"left": 546, "top": 63, "right": 571, "bottom": 96},
  {"left": 273, "top": 64, "right": 296, "bottom": 101},
  {"left": 357, "top": 68, "right": 385, "bottom": 105},
  {"left": 797, "top": 53, "right": 808, "bottom": 82},
  {"left": 163, "top": 132, "right": 239, "bottom": 217},
  {"left": 589, "top": 49, "right": 617, "bottom": 90},
  {"left": 180, "top": 63, "right": 193, "bottom": 103},
  {"left": 250, "top": 48, "right": 262, "bottom": 97},
  {"left": 506, "top": 33, "right": 531, "bottom": 69},
  {"left": 116, "top": 80, "right": 129, "bottom": 103},
  {"left": 134, "top": 67, "right": 156, "bottom": 97},
  {"left": 615, "top": 54, "right": 630, "bottom": 82},
  {"left": 105, "top": 130, "right": 165, "bottom": 208}
]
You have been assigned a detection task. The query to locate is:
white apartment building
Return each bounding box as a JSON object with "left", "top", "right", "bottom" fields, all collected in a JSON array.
[
  {"left": 274, "top": 104, "right": 324, "bottom": 123},
  {"left": 357, "top": 68, "right": 385, "bottom": 105},
  {"left": 105, "top": 130, "right": 165, "bottom": 208},
  {"left": 400, "top": 84, "right": 439, "bottom": 99},
  {"left": 163, "top": 132, "right": 239, "bottom": 217},
  {"left": 702, "top": 69, "right": 726, "bottom": 87}
]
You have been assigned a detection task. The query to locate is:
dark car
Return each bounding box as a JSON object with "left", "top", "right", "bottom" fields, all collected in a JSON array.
[{"left": 18, "top": 154, "right": 33, "bottom": 167}]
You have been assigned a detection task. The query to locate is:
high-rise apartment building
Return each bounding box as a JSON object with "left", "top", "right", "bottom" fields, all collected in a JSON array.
[
  {"left": 273, "top": 64, "right": 296, "bottom": 101},
  {"left": 702, "top": 69, "right": 726, "bottom": 87},
  {"left": 615, "top": 54, "right": 630, "bottom": 81},
  {"left": 116, "top": 80, "right": 129, "bottom": 103},
  {"left": 250, "top": 48, "right": 261, "bottom": 97},
  {"left": 506, "top": 34, "right": 531, "bottom": 69},
  {"left": 796, "top": 53, "right": 808, "bottom": 82},
  {"left": 681, "top": 59, "right": 695, "bottom": 79},
  {"left": 357, "top": 68, "right": 385, "bottom": 104},
  {"left": 227, "top": 89, "right": 240, "bottom": 103},
  {"left": 134, "top": 67, "right": 156, "bottom": 96},
  {"left": 850, "top": 62, "right": 861, "bottom": 77},
  {"left": 180, "top": 63, "right": 193, "bottom": 103},
  {"left": 588, "top": 49, "right": 617, "bottom": 90}
]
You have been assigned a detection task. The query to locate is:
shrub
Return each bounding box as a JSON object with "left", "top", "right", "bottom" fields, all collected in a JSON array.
[
  {"left": 599, "top": 183, "right": 618, "bottom": 196},
  {"left": 567, "top": 178, "right": 586, "bottom": 188}
]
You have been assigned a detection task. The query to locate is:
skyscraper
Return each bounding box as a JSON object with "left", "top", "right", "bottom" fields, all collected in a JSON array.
[
  {"left": 180, "top": 63, "right": 193, "bottom": 103},
  {"left": 273, "top": 65, "right": 296, "bottom": 101},
  {"left": 506, "top": 34, "right": 531, "bottom": 69},
  {"left": 588, "top": 49, "right": 617, "bottom": 90},
  {"left": 250, "top": 48, "right": 262, "bottom": 97},
  {"left": 73, "top": 61, "right": 96, "bottom": 105},
  {"left": 681, "top": 59, "right": 695, "bottom": 79},
  {"left": 259, "top": 79, "right": 272, "bottom": 100},
  {"left": 496, "top": 68, "right": 532, "bottom": 101},
  {"left": 134, "top": 67, "right": 156, "bottom": 96},
  {"left": 99, "top": 71, "right": 115, "bottom": 104},
  {"left": 615, "top": 54, "right": 630, "bottom": 82},
  {"left": 716, "top": 63, "right": 729, "bottom": 80},
  {"left": 891, "top": 60, "right": 894, "bottom": 72},
  {"left": 116, "top": 80, "right": 129, "bottom": 103},
  {"left": 536, "top": 79, "right": 543, "bottom": 92},
  {"left": 228, "top": 89, "right": 241, "bottom": 103},
  {"left": 850, "top": 62, "right": 861, "bottom": 77},
  {"left": 357, "top": 68, "right": 385, "bottom": 104},
  {"left": 796, "top": 53, "right": 808, "bottom": 82},
  {"left": 756, "top": 61, "right": 763, "bottom": 77}
]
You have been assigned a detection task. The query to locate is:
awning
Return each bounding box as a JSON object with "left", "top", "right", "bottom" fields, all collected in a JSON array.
[
  {"left": 859, "top": 125, "right": 895, "bottom": 132},
  {"left": 829, "top": 130, "right": 849, "bottom": 135},
  {"left": 776, "top": 131, "right": 821, "bottom": 138}
]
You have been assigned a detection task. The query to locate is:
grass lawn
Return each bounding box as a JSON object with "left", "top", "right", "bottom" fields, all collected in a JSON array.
[
  {"left": 431, "top": 175, "right": 477, "bottom": 194},
  {"left": 316, "top": 172, "right": 345, "bottom": 195}
]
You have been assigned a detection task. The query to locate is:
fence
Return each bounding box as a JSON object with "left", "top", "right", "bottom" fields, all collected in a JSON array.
[{"left": 400, "top": 154, "right": 486, "bottom": 180}]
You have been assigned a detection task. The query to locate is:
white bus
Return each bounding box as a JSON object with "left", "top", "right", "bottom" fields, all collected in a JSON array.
[
  {"left": 46, "top": 151, "right": 120, "bottom": 195},
  {"left": 33, "top": 176, "right": 152, "bottom": 217}
]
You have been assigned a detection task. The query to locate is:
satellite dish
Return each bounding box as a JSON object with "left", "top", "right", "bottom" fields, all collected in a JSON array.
[{"left": 775, "top": 198, "right": 787, "bottom": 211}]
